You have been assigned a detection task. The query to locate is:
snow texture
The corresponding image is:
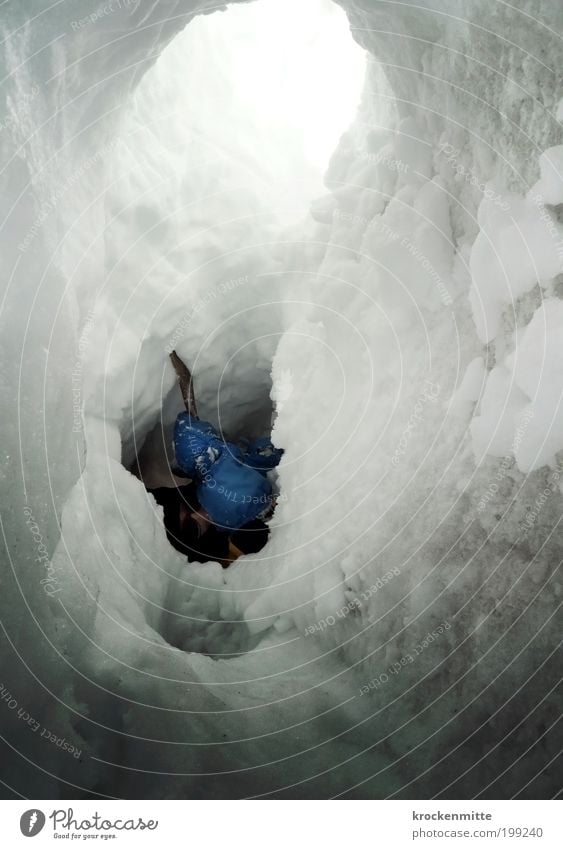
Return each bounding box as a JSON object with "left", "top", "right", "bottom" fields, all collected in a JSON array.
[{"left": 0, "top": 0, "right": 561, "bottom": 799}]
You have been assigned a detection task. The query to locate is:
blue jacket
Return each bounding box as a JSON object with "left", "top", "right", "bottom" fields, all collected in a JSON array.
[{"left": 173, "top": 413, "right": 283, "bottom": 530}]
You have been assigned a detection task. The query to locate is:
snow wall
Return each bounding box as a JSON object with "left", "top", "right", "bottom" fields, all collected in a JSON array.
[{"left": 0, "top": 0, "right": 561, "bottom": 799}]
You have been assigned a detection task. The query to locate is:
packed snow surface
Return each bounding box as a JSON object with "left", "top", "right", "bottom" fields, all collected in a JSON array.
[{"left": 0, "top": 0, "right": 561, "bottom": 799}]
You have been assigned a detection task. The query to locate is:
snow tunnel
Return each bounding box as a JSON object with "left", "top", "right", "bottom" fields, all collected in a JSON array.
[{"left": 1, "top": 0, "right": 562, "bottom": 800}]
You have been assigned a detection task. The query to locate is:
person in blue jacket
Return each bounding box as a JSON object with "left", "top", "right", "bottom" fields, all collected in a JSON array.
[{"left": 169, "top": 350, "right": 283, "bottom": 538}]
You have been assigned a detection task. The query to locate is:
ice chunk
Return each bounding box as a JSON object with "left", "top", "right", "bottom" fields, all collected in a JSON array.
[
  {"left": 470, "top": 366, "right": 528, "bottom": 460},
  {"left": 470, "top": 299, "right": 563, "bottom": 471},
  {"left": 469, "top": 184, "right": 563, "bottom": 342},
  {"left": 452, "top": 356, "right": 486, "bottom": 412},
  {"left": 510, "top": 298, "right": 563, "bottom": 471},
  {"left": 529, "top": 145, "right": 563, "bottom": 206},
  {"left": 394, "top": 117, "right": 433, "bottom": 183}
]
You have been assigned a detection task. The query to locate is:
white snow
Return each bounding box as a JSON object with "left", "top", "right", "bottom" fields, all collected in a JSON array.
[
  {"left": 469, "top": 186, "right": 563, "bottom": 343},
  {"left": 530, "top": 145, "right": 563, "bottom": 205},
  {"left": 470, "top": 365, "right": 529, "bottom": 461},
  {"left": 508, "top": 298, "right": 563, "bottom": 471},
  {"left": 1, "top": 0, "right": 561, "bottom": 800},
  {"left": 451, "top": 356, "right": 486, "bottom": 413}
]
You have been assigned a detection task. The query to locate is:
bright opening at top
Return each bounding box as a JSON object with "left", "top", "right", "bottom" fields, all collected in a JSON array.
[
  {"left": 133, "top": 0, "right": 366, "bottom": 214},
  {"left": 204, "top": 0, "right": 367, "bottom": 169}
]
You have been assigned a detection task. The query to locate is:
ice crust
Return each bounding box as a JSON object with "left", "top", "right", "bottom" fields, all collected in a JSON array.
[{"left": 1, "top": 0, "right": 562, "bottom": 798}]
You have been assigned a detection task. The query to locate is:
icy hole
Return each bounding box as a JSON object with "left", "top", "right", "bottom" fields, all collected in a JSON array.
[
  {"left": 98, "top": 1, "right": 366, "bottom": 488},
  {"left": 4, "top": 0, "right": 562, "bottom": 801},
  {"left": 75, "top": 0, "right": 367, "bottom": 648}
]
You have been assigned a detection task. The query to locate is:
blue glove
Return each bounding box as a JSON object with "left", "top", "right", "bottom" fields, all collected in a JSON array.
[
  {"left": 173, "top": 413, "right": 223, "bottom": 477},
  {"left": 197, "top": 453, "right": 275, "bottom": 530},
  {"left": 174, "top": 415, "right": 282, "bottom": 528}
]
